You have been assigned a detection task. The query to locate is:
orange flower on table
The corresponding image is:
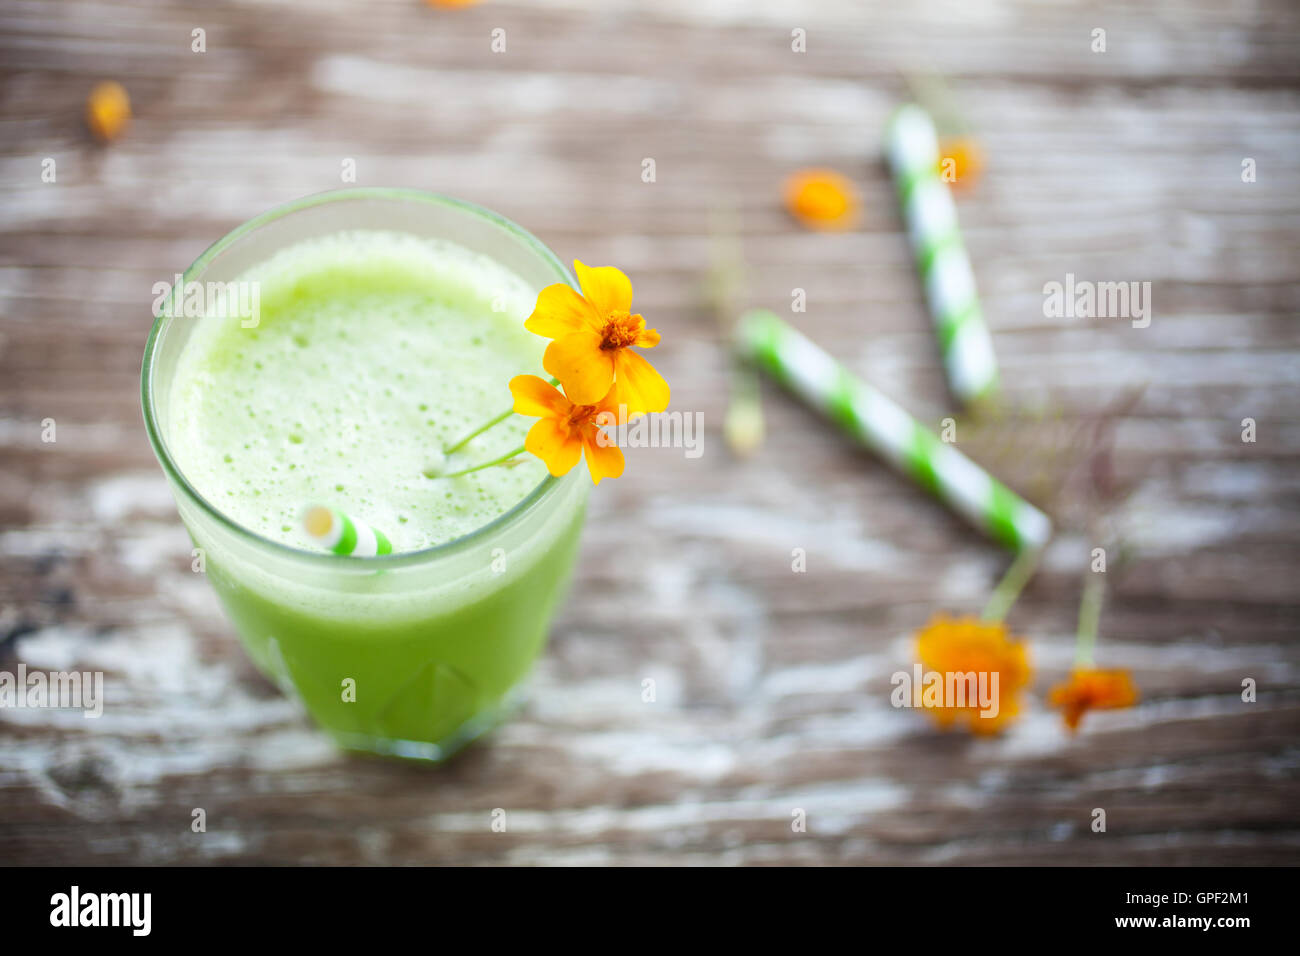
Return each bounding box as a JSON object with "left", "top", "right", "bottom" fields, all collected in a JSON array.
[
  {"left": 425, "top": 0, "right": 482, "bottom": 7},
  {"left": 783, "top": 168, "right": 861, "bottom": 231},
  {"left": 525, "top": 261, "right": 669, "bottom": 418},
  {"left": 86, "top": 81, "right": 131, "bottom": 143},
  {"left": 1048, "top": 668, "right": 1138, "bottom": 732},
  {"left": 937, "top": 137, "right": 983, "bottom": 191},
  {"left": 509, "top": 374, "right": 624, "bottom": 486},
  {"left": 915, "top": 613, "right": 1031, "bottom": 735}
]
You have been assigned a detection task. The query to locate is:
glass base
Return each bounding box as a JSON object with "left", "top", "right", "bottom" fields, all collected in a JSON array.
[{"left": 326, "top": 688, "right": 525, "bottom": 763}]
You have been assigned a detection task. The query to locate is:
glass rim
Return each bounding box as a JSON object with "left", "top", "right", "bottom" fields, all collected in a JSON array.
[{"left": 140, "top": 186, "right": 577, "bottom": 570}]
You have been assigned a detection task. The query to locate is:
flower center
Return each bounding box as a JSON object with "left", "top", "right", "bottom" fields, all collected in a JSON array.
[
  {"left": 599, "top": 312, "right": 641, "bottom": 351},
  {"left": 567, "top": 405, "right": 601, "bottom": 430}
]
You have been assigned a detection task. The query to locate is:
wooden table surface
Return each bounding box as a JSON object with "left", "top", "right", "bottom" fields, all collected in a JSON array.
[{"left": 2, "top": 0, "right": 1299, "bottom": 866}]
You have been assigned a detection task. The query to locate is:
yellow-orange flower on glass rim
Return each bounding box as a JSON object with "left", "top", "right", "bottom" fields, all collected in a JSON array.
[
  {"left": 1048, "top": 668, "right": 1138, "bottom": 732},
  {"left": 938, "top": 137, "right": 983, "bottom": 191},
  {"left": 525, "top": 261, "right": 669, "bottom": 417},
  {"left": 783, "top": 168, "right": 861, "bottom": 231},
  {"left": 914, "top": 613, "right": 1031, "bottom": 735},
  {"left": 86, "top": 81, "right": 131, "bottom": 143},
  {"left": 508, "top": 374, "right": 624, "bottom": 486}
]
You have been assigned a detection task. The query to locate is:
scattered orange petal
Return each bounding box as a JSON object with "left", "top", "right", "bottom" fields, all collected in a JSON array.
[
  {"left": 937, "top": 137, "right": 983, "bottom": 191},
  {"left": 783, "top": 168, "right": 861, "bottom": 231},
  {"left": 86, "top": 81, "right": 131, "bottom": 143},
  {"left": 1048, "top": 668, "right": 1138, "bottom": 732}
]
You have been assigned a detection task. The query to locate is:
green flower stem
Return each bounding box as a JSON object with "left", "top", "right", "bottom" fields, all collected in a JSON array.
[
  {"left": 441, "top": 443, "right": 527, "bottom": 478},
  {"left": 981, "top": 546, "right": 1042, "bottom": 622},
  {"left": 443, "top": 408, "right": 514, "bottom": 456},
  {"left": 1075, "top": 570, "right": 1105, "bottom": 668},
  {"left": 442, "top": 376, "right": 559, "bottom": 455}
]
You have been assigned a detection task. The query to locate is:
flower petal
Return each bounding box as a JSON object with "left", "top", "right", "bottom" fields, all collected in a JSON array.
[
  {"left": 543, "top": 331, "right": 616, "bottom": 405},
  {"left": 525, "top": 417, "right": 582, "bottom": 477},
  {"left": 525, "top": 283, "right": 601, "bottom": 339},
  {"left": 783, "top": 168, "right": 861, "bottom": 231},
  {"left": 608, "top": 348, "right": 670, "bottom": 419},
  {"left": 573, "top": 260, "right": 633, "bottom": 316},
  {"left": 509, "top": 374, "right": 570, "bottom": 419},
  {"left": 582, "top": 420, "right": 625, "bottom": 486},
  {"left": 634, "top": 325, "right": 661, "bottom": 349}
]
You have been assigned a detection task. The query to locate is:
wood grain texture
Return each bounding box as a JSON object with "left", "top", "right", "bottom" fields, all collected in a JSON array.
[{"left": 2, "top": 0, "right": 1299, "bottom": 866}]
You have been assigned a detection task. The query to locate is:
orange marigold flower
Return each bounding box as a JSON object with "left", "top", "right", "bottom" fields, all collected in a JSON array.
[
  {"left": 509, "top": 374, "right": 624, "bottom": 486},
  {"left": 86, "top": 81, "right": 131, "bottom": 143},
  {"left": 937, "top": 137, "right": 983, "bottom": 191},
  {"left": 783, "top": 168, "right": 861, "bottom": 231},
  {"left": 1048, "top": 668, "right": 1138, "bottom": 732},
  {"left": 915, "top": 613, "right": 1031, "bottom": 735},
  {"left": 525, "top": 261, "right": 669, "bottom": 416},
  {"left": 425, "top": 0, "right": 482, "bottom": 7}
]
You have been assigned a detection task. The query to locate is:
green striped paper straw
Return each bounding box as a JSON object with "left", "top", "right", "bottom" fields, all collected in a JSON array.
[
  {"left": 736, "top": 310, "right": 1050, "bottom": 552},
  {"left": 885, "top": 103, "right": 999, "bottom": 405},
  {"left": 303, "top": 505, "right": 393, "bottom": 557}
]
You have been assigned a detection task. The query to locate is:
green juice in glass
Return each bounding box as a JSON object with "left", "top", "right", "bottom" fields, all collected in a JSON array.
[{"left": 143, "top": 192, "right": 589, "bottom": 760}]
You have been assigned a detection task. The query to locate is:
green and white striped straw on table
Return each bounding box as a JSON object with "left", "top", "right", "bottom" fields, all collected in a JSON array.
[
  {"left": 885, "top": 103, "right": 999, "bottom": 405},
  {"left": 736, "top": 310, "right": 1051, "bottom": 553},
  {"left": 303, "top": 505, "right": 393, "bottom": 557}
]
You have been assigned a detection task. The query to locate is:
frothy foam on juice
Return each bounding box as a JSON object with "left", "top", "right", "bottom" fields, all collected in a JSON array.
[{"left": 167, "top": 230, "right": 550, "bottom": 553}]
